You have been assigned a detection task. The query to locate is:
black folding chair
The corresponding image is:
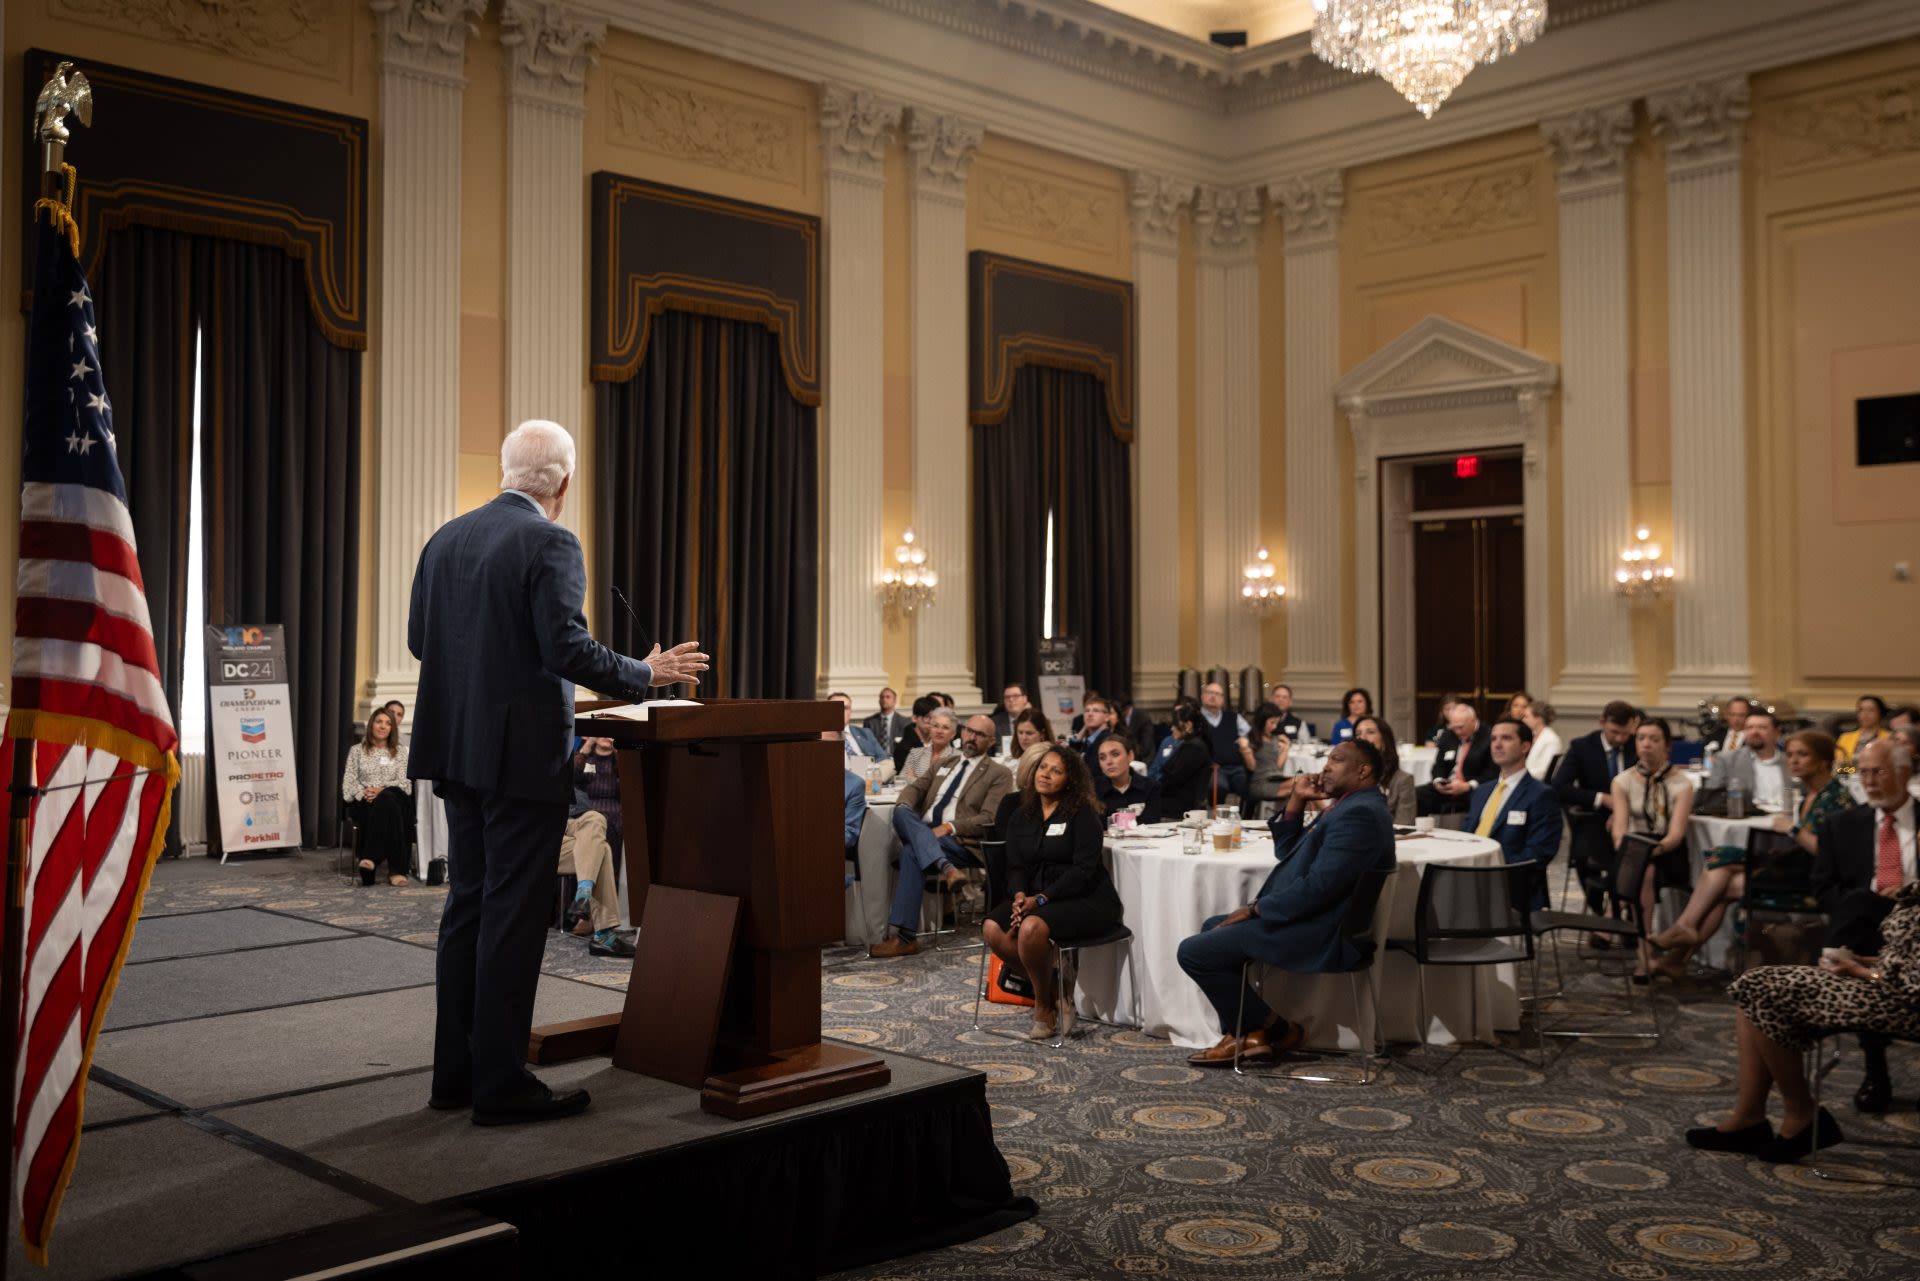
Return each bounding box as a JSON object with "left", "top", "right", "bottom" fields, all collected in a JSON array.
[
  {"left": 1529, "top": 834, "right": 1661, "bottom": 1045},
  {"left": 1738, "top": 826, "right": 1823, "bottom": 971},
  {"left": 1234, "top": 866, "right": 1393, "bottom": 1083},
  {"left": 1387, "top": 863, "right": 1542, "bottom": 1071}
]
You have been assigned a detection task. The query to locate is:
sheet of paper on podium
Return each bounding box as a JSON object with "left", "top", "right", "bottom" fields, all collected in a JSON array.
[{"left": 587, "top": 699, "right": 703, "bottom": 721}]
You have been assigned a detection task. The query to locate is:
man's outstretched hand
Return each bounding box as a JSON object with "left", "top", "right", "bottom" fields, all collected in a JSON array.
[{"left": 645, "top": 640, "right": 710, "bottom": 687}]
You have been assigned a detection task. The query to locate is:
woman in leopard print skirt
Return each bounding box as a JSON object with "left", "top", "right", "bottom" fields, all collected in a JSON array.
[{"left": 1686, "top": 882, "right": 1920, "bottom": 1163}]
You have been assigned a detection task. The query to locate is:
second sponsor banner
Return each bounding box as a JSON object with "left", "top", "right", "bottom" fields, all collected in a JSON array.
[{"left": 206, "top": 624, "right": 303, "bottom": 850}]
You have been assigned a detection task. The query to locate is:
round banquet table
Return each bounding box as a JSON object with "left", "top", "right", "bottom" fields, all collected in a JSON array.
[{"left": 1072, "top": 823, "right": 1519, "bottom": 1050}]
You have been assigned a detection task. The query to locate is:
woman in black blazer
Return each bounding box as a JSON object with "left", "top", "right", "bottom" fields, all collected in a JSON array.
[
  {"left": 1158, "top": 702, "right": 1216, "bottom": 815},
  {"left": 983, "top": 747, "right": 1124, "bottom": 1040}
]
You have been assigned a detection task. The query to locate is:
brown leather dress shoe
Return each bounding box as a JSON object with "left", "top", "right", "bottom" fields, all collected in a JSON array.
[
  {"left": 1188, "top": 1034, "right": 1243, "bottom": 1067},
  {"left": 868, "top": 934, "right": 921, "bottom": 959},
  {"left": 939, "top": 865, "right": 968, "bottom": 892}
]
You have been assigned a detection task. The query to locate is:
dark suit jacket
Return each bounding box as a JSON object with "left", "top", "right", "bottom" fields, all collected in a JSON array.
[
  {"left": 1246, "top": 788, "right": 1396, "bottom": 971},
  {"left": 407, "top": 493, "right": 651, "bottom": 803},
  {"left": 1814, "top": 801, "right": 1914, "bottom": 951},
  {"left": 1465, "top": 771, "right": 1563, "bottom": 907},
  {"left": 1430, "top": 726, "right": 1494, "bottom": 789},
  {"left": 865, "top": 709, "right": 908, "bottom": 747},
  {"left": 1096, "top": 773, "right": 1163, "bottom": 825},
  {"left": 1551, "top": 728, "right": 1627, "bottom": 813},
  {"left": 1159, "top": 737, "right": 1215, "bottom": 815}
]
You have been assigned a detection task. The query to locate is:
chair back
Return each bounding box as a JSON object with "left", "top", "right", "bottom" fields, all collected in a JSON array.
[
  {"left": 1744, "top": 826, "right": 1815, "bottom": 907},
  {"left": 1609, "top": 834, "right": 1659, "bottom": 924},
  {"left": 1413, "top": 863, "right": 1532, "bottom": 955},
  {"left": 1545, "top": 753, "right": 1564, "bottom": 780},
  {"left": 978, "top": 822, "right": 1009, "bottom": 911},
  {"left": 1344, "top": 866, "right": 1394, "bottom": 964}
]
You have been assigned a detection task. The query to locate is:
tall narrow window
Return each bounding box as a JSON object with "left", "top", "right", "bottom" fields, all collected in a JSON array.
[
  {"left": 178, "top": 328, "right": 208, "bottom": 756},
  {"left": 1041, "top": 511, "right": 1056, "bottom": 640}
]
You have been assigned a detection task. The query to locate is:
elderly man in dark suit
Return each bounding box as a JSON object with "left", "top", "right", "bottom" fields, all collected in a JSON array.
[
  {"left": 1465, "top": 718, "right": 1563, "bottom": 909},
  {"left": 1418, "top": 700, "right": 1494, "bottom": 816},
  {"left": 1177, "top": 739, "right": 1396, "bottom": 1066},
  {"left": 408, "top": 420, "right": 707, "bottom": 1126}
]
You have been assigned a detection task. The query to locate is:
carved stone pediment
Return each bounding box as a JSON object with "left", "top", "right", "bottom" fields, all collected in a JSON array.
[{"left": 1334, "top": 314, "right": 1556, "bottom": 418}]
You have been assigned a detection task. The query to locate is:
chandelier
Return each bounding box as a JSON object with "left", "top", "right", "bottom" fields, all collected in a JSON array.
[
  {"left": 1614, "top": 527, "right": 1673, "bottom": 601},
  {"left": 878, "top": 527, "right": 938, "bottom": 614},
  {"left": 1311, "top": 1, "right": 1549, "bottom": 118},
  {"left": 1241, "top": 546, "right": 1287, "bottom": 614}
]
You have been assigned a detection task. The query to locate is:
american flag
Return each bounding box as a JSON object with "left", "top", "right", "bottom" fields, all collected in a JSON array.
[{"left": 1, "top": 199, "right": 178, "bottom": 1264}]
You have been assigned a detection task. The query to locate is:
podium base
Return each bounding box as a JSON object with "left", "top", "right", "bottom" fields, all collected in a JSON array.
[{"left": 701, "top": 1041, "right": 892, "bottom": 1119}]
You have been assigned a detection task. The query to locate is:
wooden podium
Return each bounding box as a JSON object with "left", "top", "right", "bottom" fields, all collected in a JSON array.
[{"left": 527, "top": 699, "right": 889, "bottom": 1118}]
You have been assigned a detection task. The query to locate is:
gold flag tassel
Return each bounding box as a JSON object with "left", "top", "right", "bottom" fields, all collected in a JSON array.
[{"left": 33, "top": 162, "right": 81, "bottom": 256}]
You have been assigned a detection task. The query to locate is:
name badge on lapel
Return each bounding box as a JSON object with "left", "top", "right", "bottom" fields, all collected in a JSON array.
[
  {"left": 1046, "top": 822, "right": 1067, "bottom": 837},
  {"left": 1507, "top": 810, "right": 1527, "bottom": 826},
  {"left": 582, "top": 763, "right": 595, "bottom": 775}
]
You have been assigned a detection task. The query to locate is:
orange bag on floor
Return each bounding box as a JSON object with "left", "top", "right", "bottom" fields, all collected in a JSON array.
[{"left": 986, "top": 953, "right": 1036, "bottom": 1007}]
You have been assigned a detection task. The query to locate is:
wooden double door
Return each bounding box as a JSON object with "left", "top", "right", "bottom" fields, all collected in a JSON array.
[{"left": 1412, "top": 512, "right": 1526, "bottom": 735}]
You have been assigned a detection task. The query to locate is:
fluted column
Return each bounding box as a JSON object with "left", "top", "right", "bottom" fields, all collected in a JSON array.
[
  {"left": 501, "top": 1, "right": 604, "bottom": 538},
  {"left": 1191, "top": 187, "right": 1263, "bottom": 676},
  {"left": 1542, "top": 104, "right": 1637, "bottom": 711},
  {"left": 1129, "top": 172, "right": 1193, "bottom": 706},
  {"left": 818, "top": 85, "right": 903, "bottom": 705},
  {"left": 1270, "top": 171, "right": 1346, "bottom": 708},
  {"left": 1650, "top": 77, "right": 1754, "bottom": 707},
  {"left": 367, "top": 0, "right": 485, "bottom": 710}
]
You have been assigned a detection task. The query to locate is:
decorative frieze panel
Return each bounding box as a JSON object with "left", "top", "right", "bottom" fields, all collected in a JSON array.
[
  {"left": 974, "top": 160, "right": 1121, "bottom": 256},
  {"left": 1758, "top": 70, "right": 1920, "bottom": 176},
  {"left": 1361, "top": 162, "right": 1537, "bottom": 252},
  {"left": 606, "top": 68, "right": 806, "bottom": 188},
  {"left": 52, "top": 0, "right": 344, "bottom": 76}
]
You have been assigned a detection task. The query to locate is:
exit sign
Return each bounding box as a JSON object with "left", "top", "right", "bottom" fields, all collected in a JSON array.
[{"left": 1454, "top": 455, "right": 1481, "bottom": 479}]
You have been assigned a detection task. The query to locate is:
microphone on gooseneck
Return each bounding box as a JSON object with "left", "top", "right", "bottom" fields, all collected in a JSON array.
[{"left": 610, "top": 585, "right": 654, "bottom": 657}]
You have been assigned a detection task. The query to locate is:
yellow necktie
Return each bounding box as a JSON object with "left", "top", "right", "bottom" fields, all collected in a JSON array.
[{"left": 1475, "top": 778, "right": 1508, "bottom": 837}]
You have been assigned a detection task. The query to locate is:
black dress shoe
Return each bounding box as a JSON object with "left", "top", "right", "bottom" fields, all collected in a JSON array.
[
  {"left": 472, "top": 1081, "right": 591, "bottom": 1127},
  {"left": 1684, "top": 1119, "right": 1774, "bottom": 1154},
  {"left": 1854, "top": 1073, "right": 1892, "bottom": 1114},
  {"left": 1756, "top": 1108, "right": 1845, "bottom": 1164},
  {"left": 588, "top": 932, "right": 636, "bottom": 959},
  {"left": 427, "top": 1090, "right": 471, "bottom": 1111}
]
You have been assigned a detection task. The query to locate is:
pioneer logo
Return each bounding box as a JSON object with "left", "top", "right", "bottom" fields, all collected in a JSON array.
[{"left": 225, "top": 749, "right": 282, "bottom": 761}]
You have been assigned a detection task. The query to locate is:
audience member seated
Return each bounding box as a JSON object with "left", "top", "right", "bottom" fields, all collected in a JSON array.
[
  {"left": 1236, "top": 702, "right": 1292, "bottom": 814},
  {"left": 383, "top": 698, "right": 408, "bottom": 743},
  {"left": 1465, "top": 717, "right": 1563, "bottom": 909},
  {"left": 1522, "top": 700, "right": 1562, "bottom": 781},
  {"left": 1354, "top": 715, "right": 1416, "bottom": 825},
  {"left": 1147, "top": 699, "right": 1197, "bottom": 781},
  {"left": 992, "top": 683, "right": 1031, "bottom": 740},
  {"left": 1012, "top": 707, "right": 1056, "bottom": 758},
  {"left": 865, "top": 686, "right": 910, "bottom": 757},
  {"left": 1688, "top": 883, "right": 1920, "bottom": 1164},
  {"left": 1551, "top": 700, "right": 1641, "bottom": 917},
  {"left": 1715, "top": 695, "right": 1754, "bottom": 754},
  {"left": 1266, "top": 683, "right": 1306, "bottom": 742},
  {"left": 1068, "top": 693, "right": 1117, "bottom": 771},
  {"left": 1610, "top": 716, "right": 1695, "bottom": 982},
  {"left": 1891, "top": 706, "right": 1918, "bottom": 734},
  {"left": 342, "top": 708, "right": 412, "bottom": 886},
  {"left": 892, "top": 694, "right": 939, "bottom": 775},
  {"left": 830, "top": 691, "right": 892, "bottom": 781},
  {"left": 1111, "top": 690, "right": 1156, "bottom": 758},
  {"left": 574, "top": 736, "right": 624, "bottom": 862},
  {"left": 869, "top": 714, "right": 1012, "bottom": 958},
  {"left": 1705, "top": 708, "right": 1790, "bottom": 811},
  {"left": 1426, "top": 691, "right": 1469, "bottom": 745},
  {"left": 842, "top": 763, "right": 867, "bottom": 889},
  {"left": 1197, "top": 681, "right": 1251, "bottom": 798},
  {"left": 1652, "top": 729, "right": 1854, "bottom": 977},
  {"left": 982, "top": 748, "right": 1123, "bottom": 1040},
  {"left": 1505, "top": 690, "right": 1534, "bottom": 721},
  {"left": 1176, "top": 740, "right": 1395, "bottom": 1067},
  {"left": 1812, "top": 737, "right": 1917, "bottom": 1112},
  {"left": 1418, "top": 699, "right": 1493, "bottom": 816},
  {"left": 1837, "top": 694, "right": 1893, "bottom": 764},
  {"left": 1330, "top": 688, "right": 1372, "bottom": 745},
  {"left": 558, "top": 789, "right": 629, "bottom": 957},
  {"left": 897, "top": 701, "right": 955, "bottom": 785},
  {"left": 1159, "top": 702, "right": 1217, "bottom": 816},
  {"left": 1094, "top": 736, "right": 1162, "bottom": 825}
]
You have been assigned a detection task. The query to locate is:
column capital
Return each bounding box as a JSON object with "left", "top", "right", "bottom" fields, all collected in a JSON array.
[
  {"left": 1648, "top": 76, "right": 1749, "bottom": 178},
  {"left": 1128, "top": 171, "right": 1195, "bottom": 254},
  {"left": 372, "top": 0, "right": 486, "bottom": 83},
  {"left": 1541, "top": 102, "right": 1636, "bottom": 198},
  {"left": 906, "top": 109, "right": 984, "bottom": 203},
  {"left": 1268, "top": 169, "right": 1344, "bottom": 254},
  {"left": 820, "top": 83, "right": 904, "bottom": 182},
  {"left": 500, "top": 0, "right": 605, "bottom": 112},
  {"left": 1193, "top": 184, "right": 1261, "bottom": 261}
]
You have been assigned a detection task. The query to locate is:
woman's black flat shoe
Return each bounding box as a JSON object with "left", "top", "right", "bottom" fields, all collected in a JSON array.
[
  {"left": 1685, "top": 1119, "right": 1774, "bottom": 1153},
  {"left": 1757, "top": 1108, "right": 1844, "bottom": 1164}
]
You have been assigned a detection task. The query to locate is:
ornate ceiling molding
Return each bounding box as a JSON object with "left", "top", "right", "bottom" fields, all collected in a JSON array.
[
  {"left": 1541, "top": 101, "right": 1637, "bottom": 198},
  {"left": 501, "top": 0, "right": 607, "bottom": 110}
]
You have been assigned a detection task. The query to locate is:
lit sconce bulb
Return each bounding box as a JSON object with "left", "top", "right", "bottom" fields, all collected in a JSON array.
[
  {"left": 901, "top": 528, "right": 916, "bottom": 545},
  {"left": 1242, "top": 584, "right": 1255, "bottom": 598},
  {"left": 921, "top": 569, "right": 937, "bottom": 588},
  {"left": 1636, "top": 527, "right": 1650, "bottom": 541}
]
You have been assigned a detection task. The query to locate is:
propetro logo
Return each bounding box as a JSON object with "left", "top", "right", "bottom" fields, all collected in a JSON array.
[
  {"left": 240, "top": 718, "right": 267, "bottom": 744},
  {"left": 224, "top": 626, "right": 266, "bottom": 647}
]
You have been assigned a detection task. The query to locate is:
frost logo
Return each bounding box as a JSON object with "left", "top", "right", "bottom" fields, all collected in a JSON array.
[{"left": 240, "top": 718, "right": 267, "bottom": 744}]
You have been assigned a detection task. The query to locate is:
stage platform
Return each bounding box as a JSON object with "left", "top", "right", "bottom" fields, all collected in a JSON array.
[{"left": 20, "top": 900, "right": 1031, "bottom": 1280}]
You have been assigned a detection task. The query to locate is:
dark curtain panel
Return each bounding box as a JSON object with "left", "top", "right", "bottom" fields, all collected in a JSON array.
[
  {"left": 595, "top": 311, "right": 817, "bottom": 698},
  {"left": 202, "top": 239, "right": 362, "bottom": 846},
  {"left": 1057, "top": 368, "right": 1133, "bottom": 698},
  {"left": 972, "top": 364, "right": 1054, "bottom": 699},
  {"left": 972, "top": 365, "right": 1132, "bottom": 700},
  {"left": 95, "top": 226, "right": 195, "bottom": 854}
]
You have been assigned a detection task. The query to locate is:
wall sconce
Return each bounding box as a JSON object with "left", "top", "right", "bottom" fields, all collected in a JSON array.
[
  {"left": 1241, "top": 546, "right": 1286, "bottom": 614},
  {"left": 878, "top": 527, "right": 938, "bottom": 613},
  {"left": 1614, "top": 527, "right": 1673, "bottom": 600}
]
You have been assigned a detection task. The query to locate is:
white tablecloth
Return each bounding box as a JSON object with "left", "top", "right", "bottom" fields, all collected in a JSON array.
[
  {"left": 844, "top": 794, "right": 900, "bottom": 945},
  {"left": 1678, "top": 811, "right": 1783, "bottom": 970},
  {"left": 415, "top": 780, "right": 448, "bottom": 879},
  {"left": 1288, "top": 743, "right": 1434, "bottom": 787},
  {"left": 1073, "top": 825, "right": 1518, "bottom": 1050}
]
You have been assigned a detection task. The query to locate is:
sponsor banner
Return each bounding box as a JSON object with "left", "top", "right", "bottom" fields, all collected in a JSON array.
[{"left": 206, "top": 624, "right": 302, "bottom": 849}]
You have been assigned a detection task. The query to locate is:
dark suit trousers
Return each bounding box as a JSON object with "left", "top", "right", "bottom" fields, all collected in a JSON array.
[
  {"left": 433, "top": 780, "right": 570, "bottom": 1106},
  {"left": 1177, "top": 915, "right": 1273, "bottom": 1036}
]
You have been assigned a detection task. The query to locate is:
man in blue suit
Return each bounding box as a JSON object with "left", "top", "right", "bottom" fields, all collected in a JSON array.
[
  {"left": 830, "top": 691, "right": 887, "bottom": 763},
  {"left": 1178, "top": 739, "right": 1396, "bottom": 1067},
  {"left": 409, "top": 420, "right": 708, "bottom": 1125},
  {"left": 1465, "top": 717, "right": 1564, "bottom": 910}
]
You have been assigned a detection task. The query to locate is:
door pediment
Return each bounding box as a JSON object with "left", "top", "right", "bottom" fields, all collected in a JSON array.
[{"left": 1334, "top": 315, "right": 1557, "bottom": 418}]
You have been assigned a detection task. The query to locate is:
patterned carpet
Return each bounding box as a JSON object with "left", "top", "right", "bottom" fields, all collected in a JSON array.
[{"left": 145, "top": 851, "right": 1920, "bottom": 1279}]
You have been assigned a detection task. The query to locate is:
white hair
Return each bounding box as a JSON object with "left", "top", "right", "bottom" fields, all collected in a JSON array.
[
  {"left": 500, "top": 420, "right": 576, "bottom": 499},
  {"left": 927, "top": 706, "right": 960, "bottom": 732}
]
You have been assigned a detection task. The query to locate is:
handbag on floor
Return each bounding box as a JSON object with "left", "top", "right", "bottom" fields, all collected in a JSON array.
[{"left": 986, "top": 954, "right": 1035, "bottom": 1006}]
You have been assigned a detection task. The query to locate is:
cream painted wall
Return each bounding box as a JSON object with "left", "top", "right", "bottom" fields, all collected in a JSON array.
[
  {"left": 1627, "top": 116, "right": 1677, "bottom": 706},
  {"left": 1256, "top": 209, "right": 1288, "bottom": 683},
  {"left": 881, "top": 137, "right": 914, "bottom": 704},
  {"left": 458, "top": 13, "right": 508, "bottom": 521}
]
